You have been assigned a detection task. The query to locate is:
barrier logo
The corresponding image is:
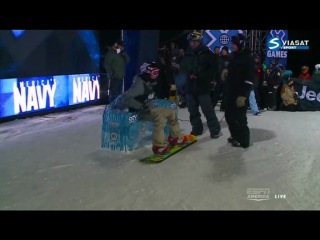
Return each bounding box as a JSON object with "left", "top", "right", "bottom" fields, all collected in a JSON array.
[{"left": 110, "top": 133, "right": 118, "bottom": 141}]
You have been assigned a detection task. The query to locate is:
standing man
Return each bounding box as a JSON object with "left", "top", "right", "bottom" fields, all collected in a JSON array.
[
  {"left": 182, "top": 30, "right": 221, "bottom": 138},
  {"left": 213, "top": 46, "right": 220, "bottom": 57},
  {"left": 266, "top": 60, "right": 282, "bottom": 110},
  {"left": 225, "top": 33, "right": 256, "bottom": 148},
  {"left": 104, "top": 40, "right": 130, "bottom": 103}
]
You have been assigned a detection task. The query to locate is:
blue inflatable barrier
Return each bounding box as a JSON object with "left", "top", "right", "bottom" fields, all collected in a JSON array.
[{"left": 101, "top": 98, "right": 178, "bottom": 152}]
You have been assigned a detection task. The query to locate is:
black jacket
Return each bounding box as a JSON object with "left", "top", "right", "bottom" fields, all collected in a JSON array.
[
  {"left": 218, "top": 55, "right": 231, "bottom": 82},
  {"left": 182, "top": 43, "right": 218, "bottom": 95},
  {"left": 226, "top": 48, "right": 256, "bottom": 99}
]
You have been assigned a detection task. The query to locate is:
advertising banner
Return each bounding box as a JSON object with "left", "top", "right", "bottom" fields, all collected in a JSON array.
[
  {"left": 0, "top": 73, "right": 100, "bottom": 118},
  {"left": 293, "top": 78, "right": 320, "bottom": 111},
  {"left": 203, "top": 30, "right": 245, "bottom": 53},
  {"left": 265, "top": 30, "right": 289, "bottom": 68}
]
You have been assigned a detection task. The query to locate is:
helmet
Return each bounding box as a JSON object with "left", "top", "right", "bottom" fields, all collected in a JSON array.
[
  {"left": 315, "top": 64, "right": 320, "bottom": 71},
  {"left": 140, "top": 62, "right": 160, "bottom": 77},
  {"left": 231, "top": 33, "right": 246, "bottom": 50},
  {"left": 187, "top": 30, "right": 203, "bottom": 42}
]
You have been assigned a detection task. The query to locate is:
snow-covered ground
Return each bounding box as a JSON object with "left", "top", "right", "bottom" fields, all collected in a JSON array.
[{"left": 1, "top": 105, "right": 320, "bottom": 210}]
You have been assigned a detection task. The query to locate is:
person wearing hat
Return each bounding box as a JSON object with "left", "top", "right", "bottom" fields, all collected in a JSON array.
[
  {"left": 298, "top": 65, "right": 311, "bottom": 80},
  {"left": 104, "top": 39, "right": 130, "bottom": 103},
  {"left": 265, "top": 59, "right": 282, "bottom": 110},
  {"left": 213, "top": 46, "right": 220, "bottom": 56},
  {"left": 114, "top": 62, "right": 187, "bottom": 155},
  {"left": 225, "top": 33, "right": 256, "bottom": 148},
  {"left": 280, "top": 76, "right": 299, "bottom": 111},
  {"left": 181, "top": 30, "right": 221, "bottom": 138}
]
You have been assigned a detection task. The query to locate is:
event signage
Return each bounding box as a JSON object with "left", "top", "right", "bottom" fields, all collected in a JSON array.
[{"left": 0, "top": 73, "right": 100, "bottom": 118}]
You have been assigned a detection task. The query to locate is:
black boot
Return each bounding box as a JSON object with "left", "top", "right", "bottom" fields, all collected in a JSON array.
[
  {"left": 231, "top": 139, "right": 241, "bottom": 147},
  {"left": 210, "top": 133, "right": 220, "bottom": 139},
  {"left": 190, "top": 130, "right": 203, "bottom": 136}
]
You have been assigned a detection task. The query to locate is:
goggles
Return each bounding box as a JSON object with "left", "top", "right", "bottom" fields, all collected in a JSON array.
[{"left": 150, "top": 68, "right": 160, "bottom": 77}]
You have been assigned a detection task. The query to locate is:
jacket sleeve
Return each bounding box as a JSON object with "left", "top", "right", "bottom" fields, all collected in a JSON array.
[
  {"left": 122, "top": 78, "right": 144, "bottom": 111},
  {"left": 239, "top": 55, "right": 256, "bottom": 97},
  {"left": 121, "top": 51, "right": 130, "bottom": 64},
  {"left": 104, "top": 51, "right": 114, "bottom": 78}
]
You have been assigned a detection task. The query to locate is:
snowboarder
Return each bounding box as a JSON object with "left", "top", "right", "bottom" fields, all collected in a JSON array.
[
  {"left": 115, "top": 62, "right": 187, "bottom": 155},
  {"left": 225, "top": 33, "right": 256, "bottom": 148}
]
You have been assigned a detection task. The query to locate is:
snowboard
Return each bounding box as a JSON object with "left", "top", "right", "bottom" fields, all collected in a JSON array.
[{"left": 139, "top": 135, "right": 197, "bottom": 164}]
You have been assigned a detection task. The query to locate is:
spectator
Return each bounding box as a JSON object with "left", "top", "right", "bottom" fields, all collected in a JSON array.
[
  {"left": 213, "top": 46, "right": 220, "bottom": 56},
  {"left": 180, "top": 46, "right": 194, "bottom": 107},
  {"left": 155, "top": 47, "right": 171, "bottom": 99},
  {"left": 212, "top": 46, "right": 231, "bottom": 111},
  {"left": 104, "top": 40, "right": 130, "bottom": 103},
  {"left": 174, "top": 49, "right": 187, "bottom": 108},
  {"left": 311, "top": 64, "right": 320, "bottom": 83},
  {"left": 298, "top": 65, "right": 311, "bottom": 80},
  {"left": 248, "top": 54, "right": 262, "bottom": 115},
  {"left": 184, "top": 30, "right": 221, "bottom": 138},
  {"left": 225, "top": 33, "right": 256, "bottom": 148},
  {"left": 260, "top": 68, "right": 270, "bottom": 110},
  {"left": 280, "top": 77, "right": 299, "bottom": 111},
  {"left": 265, "top": 60, "right": 282, "bottom": 110}
]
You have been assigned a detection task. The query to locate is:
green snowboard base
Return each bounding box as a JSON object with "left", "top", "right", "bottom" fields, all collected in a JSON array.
[{"left": 139, "top": 135, "right": 197, "bottom": 164}]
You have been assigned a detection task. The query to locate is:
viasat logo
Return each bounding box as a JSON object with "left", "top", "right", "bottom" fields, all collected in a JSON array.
[{"left": 267, "top": 37, "right": 282, "bottom": 51}]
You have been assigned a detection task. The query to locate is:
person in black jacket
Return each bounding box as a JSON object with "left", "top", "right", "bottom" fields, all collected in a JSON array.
[
  {"left": 182, "top": 30, "right": 221, "bottom": 138},
  {"left": 225, "top": 33, "right": 256, "bottom": 148}
]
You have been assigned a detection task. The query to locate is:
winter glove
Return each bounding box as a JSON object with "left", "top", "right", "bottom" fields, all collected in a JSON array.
[
  {"left": 140, "top": 100, "right": 155, "bottom": 113},
  {"left": 236, "top": 96, "right": 247, "bottom": 108},
  {"left": 140, "top": 104, "right": 151, "bottom": 114}
]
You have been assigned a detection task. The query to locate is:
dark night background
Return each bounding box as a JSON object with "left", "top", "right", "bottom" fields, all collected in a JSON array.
[
  {"left": 286, "top": 30, "right": 320, "bottom": 76},
  {"left": 0, "top": 30, "right": 318, "bottom": 79},
  {"left": 99, "top": 30, "right": 320, "bottom": 77}
]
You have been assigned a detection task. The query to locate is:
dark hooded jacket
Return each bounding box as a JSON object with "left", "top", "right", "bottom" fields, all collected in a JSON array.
[
  {"left": 226, "top": 47, "right": 256, "bottom": 99},
  {"left": 181, "top": 43, "right": 218, "bottom": 95}
]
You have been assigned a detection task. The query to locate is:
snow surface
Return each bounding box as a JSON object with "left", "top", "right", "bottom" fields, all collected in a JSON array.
[{"left": 1, "top": 105, "right": 320, "bottom": 210}]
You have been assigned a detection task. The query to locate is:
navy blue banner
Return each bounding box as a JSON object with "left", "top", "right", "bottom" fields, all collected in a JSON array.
[
  {"left": 0, "top": 73, "right": 100, "bottom": 118},
  {"left": 265, "top": 30, "right": 289, "bottom": 68},
  {"left": 203, "top": 30, "right": 245, "bottom": 53}
]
